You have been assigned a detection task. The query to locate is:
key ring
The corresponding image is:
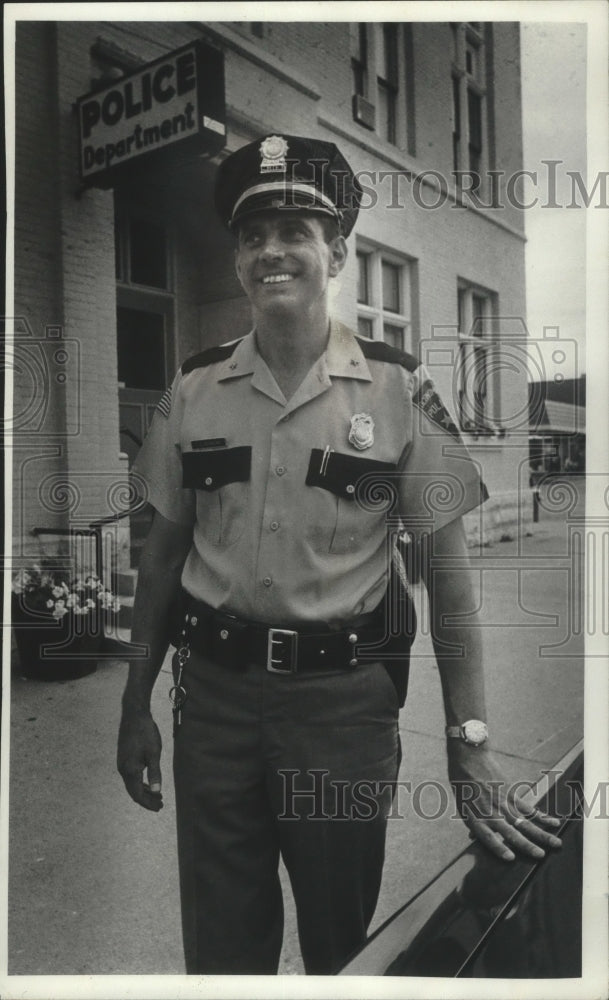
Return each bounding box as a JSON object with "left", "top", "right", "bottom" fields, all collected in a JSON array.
[
  {"left": 169, "top": 683, "right": 187, "bottom": 709},
  {"left": 176, "top": 643, "right": 191, "bottom": 668}
]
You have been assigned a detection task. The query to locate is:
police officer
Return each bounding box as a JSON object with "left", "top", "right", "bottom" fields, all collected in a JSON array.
[{"left": 117, "top": 134, "right": 562, "bottom": 975}]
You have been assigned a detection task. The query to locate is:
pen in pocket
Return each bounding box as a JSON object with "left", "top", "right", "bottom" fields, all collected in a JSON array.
[{"left": 319, "top": 445, "right": 333, "bottom": 476}]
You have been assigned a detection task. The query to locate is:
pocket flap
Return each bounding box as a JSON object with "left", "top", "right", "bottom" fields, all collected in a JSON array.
[
  {"left": 306, "top": 449, "right": 397, "bottom": 501},
  {"left": 182, "top": 446, "right": 251, "bottom": 491}
]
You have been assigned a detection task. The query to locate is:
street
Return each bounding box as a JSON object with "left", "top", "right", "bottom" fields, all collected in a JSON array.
[{"left": 7, "top": 484, "right": 585, "bottom": 977}]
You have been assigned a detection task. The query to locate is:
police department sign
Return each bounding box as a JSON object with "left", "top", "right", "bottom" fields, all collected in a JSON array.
[{"left": 77, "top": 40, "right": 225, "bottom": 184}]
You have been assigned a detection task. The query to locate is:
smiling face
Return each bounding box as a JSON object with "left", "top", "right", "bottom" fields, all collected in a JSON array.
[{"left": 234, "top": 211, "right": 347, "bottom": 320}]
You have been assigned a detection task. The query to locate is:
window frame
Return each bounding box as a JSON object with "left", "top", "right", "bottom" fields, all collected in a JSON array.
[
  {"left": 350, "top": 22, "right": 413, "bottom": 152},
  {"left": 350, "top": 22, "right": 368, "bottom": 98},
  {"left": 356, "top": 243, "right": 413, "bottom": 353},
  {"left": 451, "top": 22, "right": 489, "bottom": 194},
  {"left": 456, "top": 281, "right": 499, "bottom": 435},
  {"left": 376, "top": 23, "right": 399, "bottom": 145}
]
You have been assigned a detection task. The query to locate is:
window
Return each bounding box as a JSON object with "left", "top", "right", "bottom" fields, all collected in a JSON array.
[
  {"left": 115, "top": 214, "right": 171, "bottom": 291},
  {"left": 356, "top": 246, "right": 412, "bottom": 351},
  {"left": 467, "top": 89, "right": 482, "bottom": 178},
  {"left": 115, "top": 208, "right": 174, "bottom": 391},
  {"left": 465, "top": 38, "right": 479, "bottom": 77},
  {"left": 128, "top": 218, "right": 168, "bottom": 289},
  {"left": 116, "top": 307, "right": 167, "bottom": 391},
  {"left": 350, "top": 23, "right": 414, "bottom": 152},
  {"left": 376, "top": 24, "right": 398, "bottom": 145},
  {"left": 451, "top": 23, "right": 491, "bottom": 193},
  {"left": 456, "top": 282, "right": 498, "bottom": 435},
  {"left": 350, "top": 22, "right": 367, "bottom": 98},
  {"left": 452, "top": 75, "right": 461, "bottom": 179}
]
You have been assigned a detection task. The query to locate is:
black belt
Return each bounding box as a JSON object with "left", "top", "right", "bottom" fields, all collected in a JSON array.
[{"left": 177, "top": 596, "right": 387, "bottom": 674}]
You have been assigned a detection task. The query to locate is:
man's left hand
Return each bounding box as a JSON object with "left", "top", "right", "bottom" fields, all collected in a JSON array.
[{"left": 447, "top": 741, "right": 562, "bottom": 862}]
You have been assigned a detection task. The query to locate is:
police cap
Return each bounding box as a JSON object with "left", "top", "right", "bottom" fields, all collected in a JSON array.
[{"left": 215, "top": 134, "right": 361, "bottom": 237}]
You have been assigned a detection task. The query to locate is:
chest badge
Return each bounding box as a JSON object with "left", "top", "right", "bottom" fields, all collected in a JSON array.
[{"left": 348, "top": 413, "right": 374, "bottom": 451}]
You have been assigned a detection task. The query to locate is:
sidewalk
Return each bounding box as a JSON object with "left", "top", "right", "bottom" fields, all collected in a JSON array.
[{"left": 6, "top": 509, "right": 584, "bottom": 977}]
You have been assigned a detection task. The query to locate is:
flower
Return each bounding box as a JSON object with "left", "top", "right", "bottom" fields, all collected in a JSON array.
[
  {"left": 11, "top": 569, "right": 31, "bottom": 594},
  {"left": 12, "top": 564, "right": 121, "bottom": 621}
]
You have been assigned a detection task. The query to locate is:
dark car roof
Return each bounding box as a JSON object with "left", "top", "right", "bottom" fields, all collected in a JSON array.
[{"left": 338, "top": 740, "right": 583, "bottom": 977}]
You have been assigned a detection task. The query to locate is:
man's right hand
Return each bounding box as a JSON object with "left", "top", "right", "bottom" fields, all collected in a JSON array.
[
  {"left": 116, "top": 511, "right": 192, "bottom": 812},
  {"left": 117, "top": 709, "right": 164, "bottom": 812}
]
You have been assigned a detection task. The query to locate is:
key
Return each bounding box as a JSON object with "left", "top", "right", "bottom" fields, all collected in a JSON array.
[
  {"left": 170, "top": 684, "right": 186, "bottom": 737},
  {"left": 170, "top": 643, "right": 190, "bottom": 737},
  {"left": 173, "top": 704, "right": 182, "bottom": 738}
]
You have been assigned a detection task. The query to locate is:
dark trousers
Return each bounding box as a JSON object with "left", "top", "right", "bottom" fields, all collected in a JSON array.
[{"left": 172, "top": 650, "right": 401, "bottom": 975}]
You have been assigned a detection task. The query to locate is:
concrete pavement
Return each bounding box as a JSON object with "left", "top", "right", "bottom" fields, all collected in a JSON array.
[{"left": 6, "top": 489, "right": 585, "bottom": 977}]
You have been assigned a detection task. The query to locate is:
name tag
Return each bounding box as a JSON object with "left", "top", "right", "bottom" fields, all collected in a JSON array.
[{"left": 191, "top": 437, "right": 227, "bottom": 450}]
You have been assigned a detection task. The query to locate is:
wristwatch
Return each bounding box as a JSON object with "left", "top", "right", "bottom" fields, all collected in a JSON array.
[{"left": 446, "top": 720, "right": 489, "bottom": 747}]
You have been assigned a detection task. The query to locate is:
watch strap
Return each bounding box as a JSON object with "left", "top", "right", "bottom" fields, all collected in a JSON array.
[{"left": 445, "top": 720, "right": 489, "bottom": 745}]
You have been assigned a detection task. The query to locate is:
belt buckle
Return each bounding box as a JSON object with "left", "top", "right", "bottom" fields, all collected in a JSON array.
[{"left": 267, "top": 628, "right": 298, "bottom": 673}]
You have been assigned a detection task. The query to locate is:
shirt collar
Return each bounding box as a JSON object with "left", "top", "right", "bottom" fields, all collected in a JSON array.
[
  {"left": 216, "top": 332, "right": 258, "bottom": 381},
  {"left": 324, "top": 320, "right": 372, "bottom": 382},
  {"left": 216, "top": 320, "right": 373, "bottom": 384}
]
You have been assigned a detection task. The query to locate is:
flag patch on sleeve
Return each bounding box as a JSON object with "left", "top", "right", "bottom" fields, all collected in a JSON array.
[
  {"left": 413, "top": 379, "right": 461, "bottom": 439},
  {"left": 156, "top": 386, "right": 172, "bottom": 419}
]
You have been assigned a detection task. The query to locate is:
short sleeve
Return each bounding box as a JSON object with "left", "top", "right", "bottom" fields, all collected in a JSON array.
[
  {"left": 132, "top": 372, "right": 196, "bottom": 526},
  {"left": 397, "top": 365, "right": 488, "bottom": 541}
]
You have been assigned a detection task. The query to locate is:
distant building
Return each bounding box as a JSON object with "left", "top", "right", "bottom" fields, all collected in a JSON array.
[
  {"left": 529, "top": 376, "right": 586, "bottom": 473},
  {"left": 12, "top": 19, "right": 530, "bottom": 588}
]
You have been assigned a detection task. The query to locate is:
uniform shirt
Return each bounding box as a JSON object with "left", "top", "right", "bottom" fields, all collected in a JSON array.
[{"left": 134, "top": 320, "right": 487, "bottom": 626}]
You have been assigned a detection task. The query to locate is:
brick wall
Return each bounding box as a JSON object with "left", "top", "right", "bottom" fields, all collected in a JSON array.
[{"left": 14, "top": 22, "right": 130, "bottom": 571}]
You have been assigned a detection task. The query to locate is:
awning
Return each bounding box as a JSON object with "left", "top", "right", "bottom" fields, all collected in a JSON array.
[{"left": 532, "top": 399, "right": 585, "bottom": 435}]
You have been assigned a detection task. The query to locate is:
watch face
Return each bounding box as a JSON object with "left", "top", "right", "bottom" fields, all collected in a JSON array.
[{"left": 463, "top": 720, "right": 488, "bottom": 746}]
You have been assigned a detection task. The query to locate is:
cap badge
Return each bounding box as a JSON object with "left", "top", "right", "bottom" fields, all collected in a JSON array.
[
  {"left": 348, "top": 413, "right": 374, "bottom": 451},
  {"left": 260, "top": 135, "right": 288, "bottom": 174}
]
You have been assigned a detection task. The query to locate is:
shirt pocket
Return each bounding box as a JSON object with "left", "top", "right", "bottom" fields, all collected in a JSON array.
[
  {"left": 305, "top": 449, "right": 398, "bottom": 555},
  {"left": 182, "top": 446, "right": 251, "bottom": 546}
]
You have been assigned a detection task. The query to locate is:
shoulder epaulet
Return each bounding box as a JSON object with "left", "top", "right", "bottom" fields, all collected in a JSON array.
[
  {"left": 181, "top": 339, "right": 243, "bottom": 375},
  {"left": 355, "top": 337, "right": 419, "bottom": 373}
]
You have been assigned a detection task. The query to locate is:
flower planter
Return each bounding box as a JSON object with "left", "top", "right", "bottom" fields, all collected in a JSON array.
[
  {"left": 11, "top": 567, "right": 121, "bottom": 681},
  {"left": 12, "top": 600, "right": 99, "bottom": 681}
]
